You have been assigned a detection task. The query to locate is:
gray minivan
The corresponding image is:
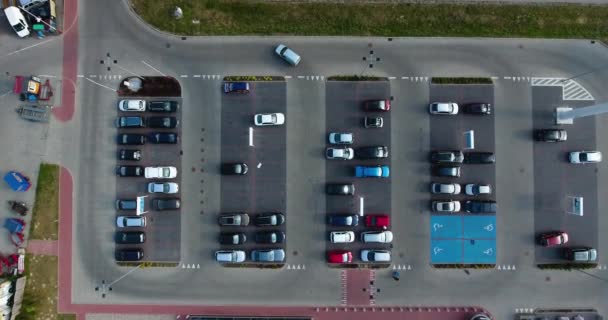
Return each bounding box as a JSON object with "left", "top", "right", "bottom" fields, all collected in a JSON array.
[{"left": 565, "top": 247, "right": 597, "bottom": 262}]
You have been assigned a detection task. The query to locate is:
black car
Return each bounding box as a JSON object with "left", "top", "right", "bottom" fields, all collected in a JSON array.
[
  {"left": 255, "top": 231, "right": 286, "bottom": 244},
  {"left": 115, "top": 166, "right": 143, "bottom": 177},
  {"left": 115, "top": 116, "right": 145, "bottom": 128},
  {"left": 149, "top": 132, "right": 178, "bottom": 144},
  {"left": 534, "top": 129, "right": 567, "bottom": 142},
  {"left": 147, "top": 116, "right": 179, "bottom": 129},
  {"left": 464, "top": 152, "right": 495, "bottom": 164},
  {"left": 115, "top": 199, "right": 137, "bottom": 210},
  {"left": 254, "top": 213, "right": 285, "bottom": 226},
  {"left": 219, "top": 232, "right": 247, "bottom": 245},
  {"left": 326, "top": 183, "right": 355, "bottom": 195},
  {"left": 430, "top": 151, "right": 464, "bottom": 164},
  {"left": 221, "top": 163, "right": 248, "bottom": 175},
  {"left": 115, "top": 248, "right": 144, "bottom": 261},
  {"left": 114, "top": 231, "right": 145, "bottom": 244},
  {"left": 117, "top": 134, "right": 146, "bottom": 145},
  {"left": 355, "top": 146, "right": 389, "bottom": 159},
  {"left": 327, "top": 214, "right": 359, "bottom": 226},
  {"left": 152, "top": 198, "right": 181, "bottom": 211},
  {"left": 364, "top": 116, "right": 383, "bottom": 128},
  {"left": 147, "top": 101, "right": 179, "bottom": 113},
  {"left": 432, "top": 166, "right": 460, "bottom": 177},
  {"left": 118, "top": 149, "right": 141, "bottom": 161},
  {"left": 463, "top": 103, "right": 492, "bottom": 115},
  {"left": 464, "top": 200, "right": 497, "bottom": 213}
]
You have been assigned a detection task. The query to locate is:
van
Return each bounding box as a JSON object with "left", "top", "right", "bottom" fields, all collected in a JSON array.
[{"left": 4, "top": 7, "right": 30, "bottom": 38}]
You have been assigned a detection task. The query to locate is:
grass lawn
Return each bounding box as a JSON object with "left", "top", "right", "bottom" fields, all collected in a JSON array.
[
  {"left": 130, "top": 0, "right": 608, "bottom": 41},
  {"left": 30, "top": 163, "right": 59, "bottom": 240}
]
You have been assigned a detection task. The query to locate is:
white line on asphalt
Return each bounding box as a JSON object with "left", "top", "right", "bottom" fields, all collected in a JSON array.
[
  {"left": 193, "top": 75, "right": 201, "bottom": 78},
  {"left": 36, "top": 74, "right": 56, "bottom": 78},
  {"left": 388, "top": 76, "right": 396, "bottom": 80},
  {"left": 297, "top": 76, "right": 305, "bottom": 79},
  {"left": 491, "top": 76, "right": 499, "bottom": 80},
  {"left": 0, "top": 38, "right": 54, "bottom": 59},
  {"left": 401, "top": 76, "right": 409, "bottom": 79},
  {"left": 89, "top": 75, "right": 96, "bottom": 78},
  {"left": 504, "top": 76, "right": 512, "bottom": 79},
  {"left": 77, "top": 75, "right": 84, "bottom": 78},
  {"left": 0, "top": 90, "right": 12, "bottom": 97},
  {"left": 85, "top": 78, "right": 116, "bottom": 92},
  {"left": 249, "top": 127, "right": 254, "bottom": 147},
  {"left": 359, "top": 197, "right": 364, "bottom": 216},
  {"left": 180, "top": 75, "right": 188, "bottom": 78},
  {"left": 257, "top": 163, "right": 262, "bottom": 169},
  {"left": 285, "top": 75, "right": 292, "bottom": 79},
  {"left": 141, "top": 60, "right": 166, "bottom": 76}
]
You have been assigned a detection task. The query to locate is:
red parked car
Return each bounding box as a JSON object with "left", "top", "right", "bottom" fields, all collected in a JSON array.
[
  {"left": 363, "top": 99, "right": 390, "bottom": 112},
  {"left": 327, "top": 250, "right": 353, "bottom": 264},
  {"left": 365, "top": 214, "right": 390, "bottom": 229},
  {"left": 538, "top": 231, "right": 569, "bottom": 247}
]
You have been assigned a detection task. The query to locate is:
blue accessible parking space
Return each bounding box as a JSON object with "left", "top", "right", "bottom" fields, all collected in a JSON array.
[
  {"left": 430, "top": 216, "right": 461, "bottom": 239},
  {"left": 462, "top": 216, "right": 496, "bottom": 239},
  {"left": 463, "top": 239, "right": 496, "bottom": 264},
  {"left": 430, "top": 239, "right": 462, "bottom": 264},
  {"left": 430, "top": 215, "right": 496, "bottom": 265}
]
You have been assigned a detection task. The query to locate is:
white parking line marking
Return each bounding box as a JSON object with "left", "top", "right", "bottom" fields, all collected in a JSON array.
[
  {"left": 359, "top": 197, "right": 364, "bottom": 216},
  {"left": 141, "top": 60, "right": 167, "bottom": 76},
  {"left": 77, "top": 75, "right": 84, "bottom": 78},
  {"left": 180, "top": 75, "right": 188, "bottom": 78},
  {"left": 193, "top": 75, "right": 201, "bottom": 78},
  {"left": 284, "top": 75, "right": 292, "bottom": 79},
  {"left": 0, "top": 38, "right": 54, "bottom": 59},
  {"left": 297, "top": 76, "right": 305, "bottom": 79},
  {"left": 85, "top": 77, "right": 116, "bottom": 92},
  {"left": 249, "top": 127, "right": 254, "bottom": 147},
  {"left": 257, "top": 163, "right": 262, "bottom": 169},
  {"left": 388, "top": 76, "right": 396, "bottom": 80}
]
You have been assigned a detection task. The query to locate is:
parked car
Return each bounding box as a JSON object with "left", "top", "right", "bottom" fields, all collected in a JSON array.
[
  {"left": 251, "top": 249, "right": 286, "bottom": 262},
  {"left": 432, "top": 166, "right": 460, "bottom": 177},
  {"left": 118, "top": 149, "right": 141, "bottom": 161},
  {"left": 147, "top": 182, "right": 179, "bottom": 194},
  {"left": 223, "top": 82, "right": 250, "bottom": 94},
  {"left": 115, "top": 199, "right": 137, "bottom": 211},
  {"left": 115, "top": 116, "right": 145, "bottom": 128},
  {"left": 328, "top": 132, "right": 353, "bottom": 145},
  {"left": 254, "top": 213, "right": 285, "bottom": 226},
  {"left": 463, "top": 200, "right": 497, "bottom": 213},
  {"left": 361, "top": 250, "right": 391, "bottom": 262},
  {"left": 114, "top": 231, "right": 145, "bottom": 244},
  {"left": 431, "top": 183, "right": 461, "bottom": 195},
  {"left": 429, "top": 102, "right": 458, "bottom": 115},
  {"left": 330, "top": 231, "right": 355, "bottom": 243},
  {"left": 464, "top": 152, "right": 496, "bottom": 164},
  {"left": 534, "top": 129, "right": 567, "bottom": 142},
  {"left": 355, "top": 146, "right": 388, "bottom": 159},
  {"left": 219, "top": 233, "right": 247, "bottom": 245},
  {"left": 4, "top": 6, "right": 29, "bottom": 38},
  {"left": 430, "top": 150, "right": 464, "bottom": 164},
  {"left": 144, "top": 166, "right": 177, "bottom": 179},
  {"left": 149, "top": 132, "right": 178, "bottom": 144},
  {"left": 469, "top": 314, "right": 491, "bottom": 320},
  {"left": 218, "top": 213, "right": 250, "bottom": 226},
  {"left": 365, "top": 214, "right": 390, "bottom": 229},
  {"left": 221, "top": 163, "right": 248, "bottom": 175},
  {"left": 255, "top": 231, "right": 285, "bottom": 244},
  {"left": 116, "top": 216, "right": 146, "bottom": 228},
  {"left": 215, "top": 250, "right": 246, "bottom": 263},
  {"left": 465, "top": 184, "right": 492, "bottom": 196},
  {"left": 355, "top": 165, "right": 390, "bottom": 178},
  {"left": 152, "top": 198, "right": 180, "bottom": 211},
  {"left": 327, "top": 250, "right": 353, "bottom": 264},
  {"left": 274, "top": 44, "right": 301, "bottom": 66},
  {"left": 569, "top": 151, "right": 602, "bottom": 164},
  {"left": 432, "top": 200, "right": 461, "bottom": 213},
  {"left": 118, "top": 99, "right": 146, "bottom": 112},
  {"left": 147, "top": 101, "right": 179, "bottom": 112},
  {"left": 565, "top": 247, "right": 597, "bottom": 262},
  {"left": 363, "top": 99, "right": 390, "bottom": 112},
  {"left": 115, "top": 165, "right": 143, "bottom": 177},
  {"left": 361, "top": 231, "right": 393, "bottom": 243},
  {"left": 115, "top": 249, "right": 144, "bottom": 262},
  {"left": 326, "top": 214, "right": 359, "bottom": 226},
  {"left": 147, "top": 116, "right": 179, "bottom": 128},
  {"left": 254, "top": 113, "right": 285, "bottom": 126},
  {"left": 364, "top": 116, "right": 383, "bottom": 128},
  {"left": 326, "top": 147, "right": 354, "bottom": 160},
  {"left": 117, "top": 134, "right": 146, "bottom": 145},
  {"left": 463, "top": 103, "right": 492, "bottom": 115},
  {"left": 326, "top": 183, "right": 355, "bottom": 196},
  {"left": 538, "top": 231, "right": 569, "bottom": 247}
]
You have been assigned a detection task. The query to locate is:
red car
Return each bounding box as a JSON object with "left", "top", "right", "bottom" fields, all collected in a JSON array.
[
  {"left": 538, "top": 231, "right": 569, "bottom": 247},
  {"left": 365, "top": 214, "right": 390, "bottom": 229},
  {"left": 363, "top": 99, "right": 390, "bottom": 112},
  {"left": 327, "top": 250, "right": 353, "bottom": 263}
]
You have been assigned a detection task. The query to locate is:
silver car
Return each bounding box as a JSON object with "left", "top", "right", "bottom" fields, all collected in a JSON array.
[
  {"left": 251, "top": 249, "right": 285, "bottom": 262},
  {"left": 328, "top": 132, "right": 353, "bottom": 145},
  {"left": 432, "top": 200, "right": 461, "bottom": 213},
  {"left": 215, "top": 250, "right": 246, "bottom": 263},
  {"left": 274, "top": 44, "right": 301, "bottom": 66},
  {"left": 429, "top": 102, "right": 458, "bottom": 115},
  {"left": 116, "top": 216, "right": 146, "bottom": 228},
  {"left": 430, "top": 183, "right": 461, "bottom": 194}
]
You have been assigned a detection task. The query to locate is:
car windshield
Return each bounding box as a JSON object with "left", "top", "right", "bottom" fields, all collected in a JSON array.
[
  {"left": 162, "top": 168, "right": 170, "bottom": 176},
  {"left": 14, "top": 21, "right": 26, "bottom": 32}
]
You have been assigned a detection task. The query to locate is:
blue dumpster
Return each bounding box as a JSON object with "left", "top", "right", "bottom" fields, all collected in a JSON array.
[{"left": 3, "top": 171, "right": 31, "bottom": 192}]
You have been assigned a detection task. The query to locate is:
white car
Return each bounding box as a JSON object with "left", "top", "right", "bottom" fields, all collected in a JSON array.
[
  {"left": 361, "top": 250, "right": 391, "bottom": 262},
  {"left": 465, "top": 184, "right": 492, "bottom": 196},
  {"left": 430, "top": 183, "right": 461, "bottom": 195},
  {"left": 361, "top": 231, "right": 393, "bottom": 243},
  {"left": 275, "top": 44, "right": 301, "bottom": 66},
  {"left": 116, "top": 216, "right": 146, "bottom": 228},
  {"left": 569, "top": 151, "right": 602, "bottom": 164},
  {"left": 147, "top": 182, "right": 179, "bottom": 194},
  {"left": 432, "top": 200, "right": 461, "bottom": 213},
  {"left": 144, "top": 166, "right": 177, "bottom": 179},
  {"left": 4, "top": 7, "right": 30, "bottom": 38},
  {"left": 118, "top": 99, "right": 146, "bottom": 112},
  {"left": 429, "top": 102, "right": 458, "bottom": 115},
  {"left": 328, "top": 132, "right": 353, "bottom": 145},
  {"left": 326, "top": 147, "right": 354, "bottom": 160},
  {"left": 330, "top": 231, "right": 355, "bottom": 243},
  {"left": 215, "top": 250, "right": 246, "bottom": 263},
  {"left": 254, "top": 113, "right": 285, "bottom": 126}
]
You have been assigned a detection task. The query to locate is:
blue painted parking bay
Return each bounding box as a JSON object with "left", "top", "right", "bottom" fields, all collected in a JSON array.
[{"left": 430, "top": 215, "right": 497, "bottom": 265}]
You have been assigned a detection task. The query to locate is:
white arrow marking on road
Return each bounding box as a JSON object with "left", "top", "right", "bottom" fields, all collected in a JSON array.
[
  {"left": 197, "top": 264, "right": 200, "bottom": 269},
  {"left": 302, "top": 265, "right": 305, "bottom": 270},
  {"left": 287, "top": 264, "right": 291, "bottom": 270},
  {"left": 297, "top": 264, "right": 301, "bottom": 270},
  {"left": 249, "top": 127, "right": 254, "bottom": 147}
]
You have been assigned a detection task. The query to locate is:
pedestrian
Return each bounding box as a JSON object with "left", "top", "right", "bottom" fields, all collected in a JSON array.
[{"left": 392, "top": 271, "right": 400, "bottom": 281}]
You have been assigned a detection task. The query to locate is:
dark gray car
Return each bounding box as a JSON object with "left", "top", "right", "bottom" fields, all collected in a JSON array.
[
  {"left": 152, "top": 198, "right": 180, "bottom": 211},
  {"left": 251, "top": 249, "right": 285, "bottom": 262}
]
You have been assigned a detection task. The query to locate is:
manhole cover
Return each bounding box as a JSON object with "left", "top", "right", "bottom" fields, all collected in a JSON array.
[
  {"left": 545, "top": 276, "right": 551, "bottom": 282},
  {"left": 293, "top": 251, "right": 298, "bottom": 256}
]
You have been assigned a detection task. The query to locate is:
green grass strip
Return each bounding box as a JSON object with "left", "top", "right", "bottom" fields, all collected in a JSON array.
[{"left": 30, "top": 163, "right": 59, "bottom": 240}]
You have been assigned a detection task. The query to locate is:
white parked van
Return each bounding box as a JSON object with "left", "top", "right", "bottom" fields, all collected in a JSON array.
[{"left": 4, "top": 6, "right": 30, "bottom": 38}]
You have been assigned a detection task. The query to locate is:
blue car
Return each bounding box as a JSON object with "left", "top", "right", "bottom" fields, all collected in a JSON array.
[
  {"left": 355, "top": 165, "right": 390, "bottom": 178},
  {"left": 223, "top": 82, "right": 250, "bottom": 94}
]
